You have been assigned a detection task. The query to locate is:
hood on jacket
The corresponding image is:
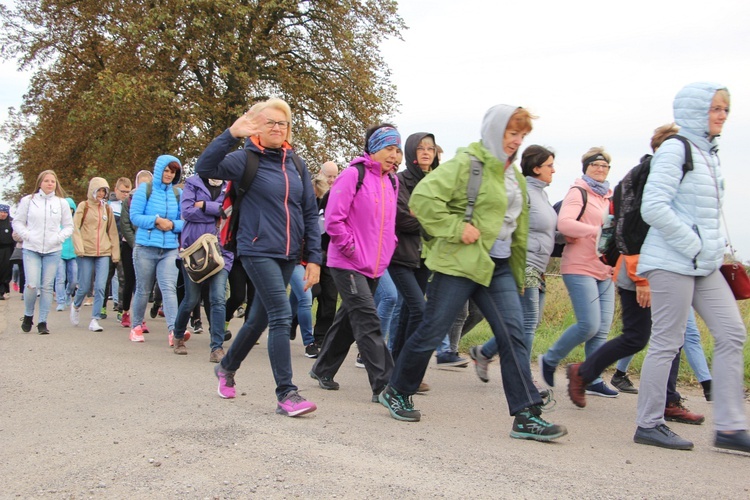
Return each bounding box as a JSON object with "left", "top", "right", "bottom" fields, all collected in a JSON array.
[
  {"left": 480, "top": 104, "right": 520, "bottom": 165},
  {"left": 134, "top": 169, "right": 152, "bottom": 189},
  {"left": 152, "top": 155, "right": 182, "bottom": 189},
  {"left": 403, "top": 133, "right": 439, "bottom": 179},
  {"left": 673, "top": 82, "right": 728, "bottom": 139},
  {"left": 87, "top": 177, "right": 110, "bottom": 203}
]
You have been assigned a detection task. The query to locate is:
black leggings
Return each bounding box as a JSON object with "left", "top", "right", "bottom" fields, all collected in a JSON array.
[
  {"left": 225, "top": 258, "right": 255, "bottom": 322},
  {"left": 120, "top": 243, "right": 135, "bottom": 311}
]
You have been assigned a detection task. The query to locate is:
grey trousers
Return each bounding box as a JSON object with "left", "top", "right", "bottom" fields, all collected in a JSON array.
[{"left": 637, "top": 269, "right": 747, "bottom": 431}]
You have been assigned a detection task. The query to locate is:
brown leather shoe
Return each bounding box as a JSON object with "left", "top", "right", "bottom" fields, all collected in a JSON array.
[
  {"left": 173, "top": 337, "right": 187, "bottom": 355},
  {"left": 417, "top": 381, "right": 430, "bottom": 393},
  {"left": 665, "top": 399, "right": 705, "bottom": 425},
  {"left": 209, "top": 348, "right": 225, "bottom": 363},
  {"left": 566, "top": 363, "right": 586, "bottom": 408}
]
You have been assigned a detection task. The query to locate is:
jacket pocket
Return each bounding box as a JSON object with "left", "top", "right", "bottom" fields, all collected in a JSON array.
[{"left": 691, "top": 224, "right": 702, "bottom": 269}]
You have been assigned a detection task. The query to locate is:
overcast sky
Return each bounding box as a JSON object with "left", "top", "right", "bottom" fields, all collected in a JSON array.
[{"left": 2, "top": 0, "right": 750, "bottom": 259}]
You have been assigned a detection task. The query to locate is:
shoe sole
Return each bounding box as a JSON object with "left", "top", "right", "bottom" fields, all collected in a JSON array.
[
  {"left": 378, "top": 393, "right": 421, "bottom": 422},
  {"left": 510, "top": 425, "right": 569, "bottom": 442},
  {"left": 613, "top": 387, "right": 639, "bottom": 394},
  {"left": 435, "top": 361, "right": 470, "bottom": 369},
  {"left": 130, "top": 337, "right": 145, "bottom": 342},
  {"left": 355, "top": 362, "right": 365, "bottom": 368},
  {"left": 714, "top": 441, "right": 750, "bottom": 453},
  {"left": 89, "top": 328, "right": 103, "bottom": 332},
  {"left": 276, "top": 404, "right": 317, "bottom": 417},
  {"left": 308, "top": 370, "right": 339, "bottom": 390},
  {"left": 633, "top": 435, "right": 693, "bottom": 450},
  {"left": 665, "top": 416, "right": 705, "bottom": 425},
  {"left": 585, "top": 390, "right": 619, "bottom": 398},
  {"left": 304, "top": 353, "right": 319, "bottom": 358}
]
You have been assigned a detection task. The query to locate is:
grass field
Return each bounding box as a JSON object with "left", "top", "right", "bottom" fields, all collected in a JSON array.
[{"left": 459, "top": 264, "right": 750, "bottom": 389}]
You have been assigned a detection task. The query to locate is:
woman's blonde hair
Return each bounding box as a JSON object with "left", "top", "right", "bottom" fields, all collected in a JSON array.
[
  {"left": 252, "top": 98, "right": 293, "bottom": 144},
  {"left": 34, "top": 170, "right": 67, "bottom": 198},
  {"left": 650, "top": 123, "right": 680, "bottom": 152},
  {"left": 313, "top": 176, "right": 329, "bottom": 198}
]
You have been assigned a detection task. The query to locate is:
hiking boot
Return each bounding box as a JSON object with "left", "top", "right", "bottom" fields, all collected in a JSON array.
[
  {"left": 611, "top": 372, "right": 638, "bottom": 394},
  {"left": 141, "top": 322, "right": 149, "bottom": 333},
  {"left": 120, "top": 311, "right": 131, "bottom": 328},
  {"left": 510, "top": 406, "right": 568, "bottom": 442},
  {"left": 566, "top": 363, "right": 586, "bottom": 408},
  {"left": 538, "top": 354, "right": 555, "bottom": 387},
  {"left": 21, "top": 315, "right": 33, "bottom": 333},
  {"left": 417, "top": 381, "right": 430, "bottom": 393},
  {"left": 214, "top": 364, "right": 236, "bottom": 399},
  {"left": 37, "top": 322, "right": 50, "bottom": 335},
  {"left": 88, "top": 318, "right": 103, "bottom": 332},
  {"left": 192, "top": 319, "right": 203, "bottom": 334},
  {"left": 634, "top": 424, "right": 693, "bottom": 450},
  {"left": 129, "top": 325, "right": 145, "bottom": 342},
  {"left": 305, "top": 343, "right": 320, "bottom": 358},
  {"left": 173, "top": 336, "right": 187, "bottom": 355},
  {"left": 100, "top": 307, "right": 107, "bottom": 320},
  {"left": 309, "top": 370, "right": 339, "bottom": 390},
  {"left": 665, "top": 399, "right": 705, "bottom": 425},
  {"left": 70, "top": 304, "right": 80, "bottom": 326},
  {"left": 209, "top": 348, "right": 225, "bottom": 363},
  {"left": 276, "top": 390, "right": 317, "bottom": 417},
  {"left": 469, "top": 345, "right": 491, "bottom": 382},
  {"left": 715, "top": 430, "right": 750, "bottom": 453},
  {"left": 436, "top": 351, "right": 470, "bottom": 368},
  {"left": 379, "top": 385, "right": 421, "bottom": 422},
  {"left": 585, "top": 381, "right": 618, "bottom": 398},
  {"left": 168, "top": 330, "right": 191, "bottom": 346},
  {"left": 355, "top": 353, "right": 365, "bottom": 368},
  {"left": 224, "top": 330, "right": 232, "bottom": 341}
]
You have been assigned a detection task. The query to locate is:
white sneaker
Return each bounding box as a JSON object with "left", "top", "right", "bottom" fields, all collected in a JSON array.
[
  {"left": 88, "top": 318, "right": 103, "bottom": 332},
  {"left": 70, "top": 304, "right": 80, "bottom": 326}
]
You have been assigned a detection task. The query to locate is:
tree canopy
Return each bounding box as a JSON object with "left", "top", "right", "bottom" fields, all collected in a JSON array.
[{"left": 0, "top": 0, "right": 404, "bottom": 199}]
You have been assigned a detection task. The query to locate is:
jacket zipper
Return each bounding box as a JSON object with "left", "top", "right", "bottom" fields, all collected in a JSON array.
[
  {"left": 96, "top": 203, "right": 102, "bottom": 255},
  {"left": 281, "top": 149, "right": 291, "bottom": 257},
  {"left": 374, "top": 173, "right": 385, "bottom": 277}
]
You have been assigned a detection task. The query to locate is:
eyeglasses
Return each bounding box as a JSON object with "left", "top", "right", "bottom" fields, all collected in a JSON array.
[
  {"left": 117, "top": 189, "right": 131, "bottom": 195},
  {"left": 265, "top": 120, "right": 290, "bottom": 129},
  {"left": 588, "top": 162, "right": 610, "bottom": 170},
  {"left": 709, "top": 106, "right": 730, "bottom": 115},
  {"left": 416, "top": 146, "right": 436, "bottom": 153}
]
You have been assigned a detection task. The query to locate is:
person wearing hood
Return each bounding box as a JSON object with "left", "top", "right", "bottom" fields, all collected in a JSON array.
[
  {"left": 127, "top": 157, "right": 184, "bottom": 344},
  {"left": 387, "top": 132, "right": 438, "bottom": 363},
  {"left": 69, "top": 177, "right": 121, "bottom": 332},
  {"left": 310, "top": 123, "right": 400, "bottom": 403},
  {"left": 0, "top": 203, "right": 14, "bottom": 299},
  {"left": 12, "top": 170, "right": 74, "bottom": 334},
  {"left": 538, "top": 147, "right": 617, "bottom": 398},
  {"left": 54, "top": 198, "right": 78, "bottom": 311},
  {"left": 194, "top": 98, "right": 321, "bottom": 418},
  {"left": 119, "top": 170, "right": 152, "bottom": 330},
  {"left": 632, "top": 82, "right": 749, "bottom": 453},
  {"left": 378, "top": 105, "right": 568, "bottom": 442}
]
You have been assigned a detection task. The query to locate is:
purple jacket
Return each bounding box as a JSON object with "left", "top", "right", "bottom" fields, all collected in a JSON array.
[
  {"left": 325, "top": 154, "right": 398, "bottom": 278},
  {"left": 180, "top": 175, "right": 233, "bottom": 272}
]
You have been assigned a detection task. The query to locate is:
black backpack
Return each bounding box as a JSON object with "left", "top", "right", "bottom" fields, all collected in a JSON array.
[
  {"left": 613, "top": 135, "right": 693, "bottom": 256},
  {"left": 550, "top": 186, "right": 587, "bottom": 258}
]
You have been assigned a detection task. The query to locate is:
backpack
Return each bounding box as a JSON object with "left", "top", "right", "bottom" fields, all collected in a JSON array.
[
  {"left": 550, "top": 186, "right": 588, "bottom": 258},
  {"left": 220, "top": 149, "right": 306, "bottom": 251},
  {"left": 613, "top": 135, "right": 693, "bottom": 256}
]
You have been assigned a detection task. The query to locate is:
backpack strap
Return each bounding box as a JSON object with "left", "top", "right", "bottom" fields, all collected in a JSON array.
[
  {"left": 464, "top": 155, "right": 484, "bottom": 223},
  {"left": 81, "top": 203, "right": 88, "bottom": 229},
  {"left": 666, "top": 135, "right": 694, "bottom": 180},
  {"left": 353, "top": 163, "right": 397, "bottom": 194},
  {"left": 571, "top": 185, "right": 588, "bottom": 221}
]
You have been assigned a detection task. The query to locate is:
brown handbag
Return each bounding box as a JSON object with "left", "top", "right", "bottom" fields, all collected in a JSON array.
[{"left": 720, "top": 261, "right": 750, "bottom": 300}]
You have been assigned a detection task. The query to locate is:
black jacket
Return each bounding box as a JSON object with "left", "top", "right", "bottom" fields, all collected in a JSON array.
[{"left": 390, "top": 133, "right": 439, "bottom": 268}]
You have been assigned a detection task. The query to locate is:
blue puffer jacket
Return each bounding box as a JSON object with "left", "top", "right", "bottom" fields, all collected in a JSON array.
[
  {"left": 193, "top": 129, "right": 322, "bottom": 264},
  {"left": 637, "top": 82, "right": 727, "bottom": 277},
  {"left": 130, "top": 155, "right": 184, "bottom": 249}
]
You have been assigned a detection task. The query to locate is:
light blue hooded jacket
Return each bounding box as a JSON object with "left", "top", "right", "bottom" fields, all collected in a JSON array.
[
  {"left": 129, "top": 155, "right": 184, "bottom": 249},
  {"left": 637, "top": 82, "right": 727, "bottom": 276}
]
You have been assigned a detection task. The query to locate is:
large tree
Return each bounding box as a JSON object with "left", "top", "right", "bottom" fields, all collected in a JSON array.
[{"left": 0, "top": 0, "right": 404, "bottom": 199}]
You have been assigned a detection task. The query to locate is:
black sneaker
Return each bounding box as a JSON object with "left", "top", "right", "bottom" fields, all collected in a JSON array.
[
  {"left": 634, "top": 424, "right": 693, "bottom": 450},
  {"left": 510, "top": 406, "right": 568, "bottom": 442},
  {"left": 192, "top": 319, "right": 204, "bottom": 334},
  {"left": 305, "top": 343, "right": 320, "bottom": 358},
  {"left": 378, "top": 385, "right": 421, "bottom": 422},
  {"left": 309, "top": 370, "right": 339, "bottom": 390},
  {"left": 37, "top": 322, "right": 50, "bottom": 335},
  {"left": 355, "top": 353, "right": 365, "bottom": 368},
  {"left": 149, "top": 302, "right": 160, "bottom": 319},
  {"left": 611, "top": 373, "right": 638, "bottom": 394},
  {"left": 21, "top": 315, "right": 33, "bottom": 333},
  {"left": 538, "top": 354, "right": 555, "bottom": 387},
  {"left": 715, "top": 430, "right": 750, "bottom": 453},
  {"left": 224, "top": 330, "right": 232, "bottom": 341}
]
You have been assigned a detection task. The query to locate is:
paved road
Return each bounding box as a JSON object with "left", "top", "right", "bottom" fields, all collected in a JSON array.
[{"left": 1, "top": 294, "right": 749, "bottom": 498}]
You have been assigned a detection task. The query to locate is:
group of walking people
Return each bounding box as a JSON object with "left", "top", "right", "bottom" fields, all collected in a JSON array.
[{"left": 3, "top": 82, "right": 748, "bottom": 452}]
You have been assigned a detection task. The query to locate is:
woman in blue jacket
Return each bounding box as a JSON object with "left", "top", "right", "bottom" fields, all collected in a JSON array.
[
  {"left": 634, "top": 82, "right": 748, "bottom": 453},
  {"left": 127, "top": 156, "right": 184, "bottom": 343},
  {"left": 195, "top": 98, "right": 322, "bottom": 418}
]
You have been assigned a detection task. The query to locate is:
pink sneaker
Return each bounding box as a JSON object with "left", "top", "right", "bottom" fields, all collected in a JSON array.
[
  {"left": 129, "top": 325, "right": 145, "bottom": 342},
  {"left": 120, "top": 311, "right": 131, "bottom": 328},
  {"left": 141, "top": 322, "right": 150, "bottom": 334},
  {"left": 214, "top": 364, "right": 236, "bottom": 399},
  {"left": 276, "top": 391, "right": 317, "bottom": 417},
  {"left": 168, "top": 330, "right": 191, "bottom": 346}
]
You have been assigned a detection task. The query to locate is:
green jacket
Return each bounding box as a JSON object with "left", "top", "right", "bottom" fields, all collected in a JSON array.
[{"left": 408, "top": 142, "right": 528, "bottom": 288}]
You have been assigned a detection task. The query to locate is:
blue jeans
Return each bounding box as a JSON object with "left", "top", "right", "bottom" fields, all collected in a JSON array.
[
  {"left": 481, "top": 284, "right": 546, "bottom": 360},
  {"left": 174, "top": 264, "right": 228, "bottom": 351},
  {"left": 131, "top": 245, "right": 180, "bottom": 331},
  {"left": 221, "top": 257, "right": 297, "bottom": 400},
  {"left": 390, "top": 259, "right": 542, "bottom": 415},
  {"left": 388, "top": 264, "right": 429, "bottom": 361},
  {"left": 22, "top": 249, "right": 61, "bottom": 323},
  {"left": 289, "top": 264, "right": 314, "bottom": 346},
  {"left": 55, "top": 258, "right": 77, "bottom": 306},
  {"left": 374, "top": 269, "right": 399, "bottom": 342},
  {"left": 544, "top": 274, "right": 614, "bottom": 385},
  {"left": 73, "top": 256, "right": 110, "bottom": 318}
]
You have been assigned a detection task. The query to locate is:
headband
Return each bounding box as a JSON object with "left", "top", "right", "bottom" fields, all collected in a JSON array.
[{"left": 367, "top": 127, "right": 401, "bottom": 154}]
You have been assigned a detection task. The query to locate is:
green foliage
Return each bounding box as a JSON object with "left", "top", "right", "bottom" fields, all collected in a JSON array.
[{"left": 0, "top": 0, "right": 405, "bottom": 200}]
